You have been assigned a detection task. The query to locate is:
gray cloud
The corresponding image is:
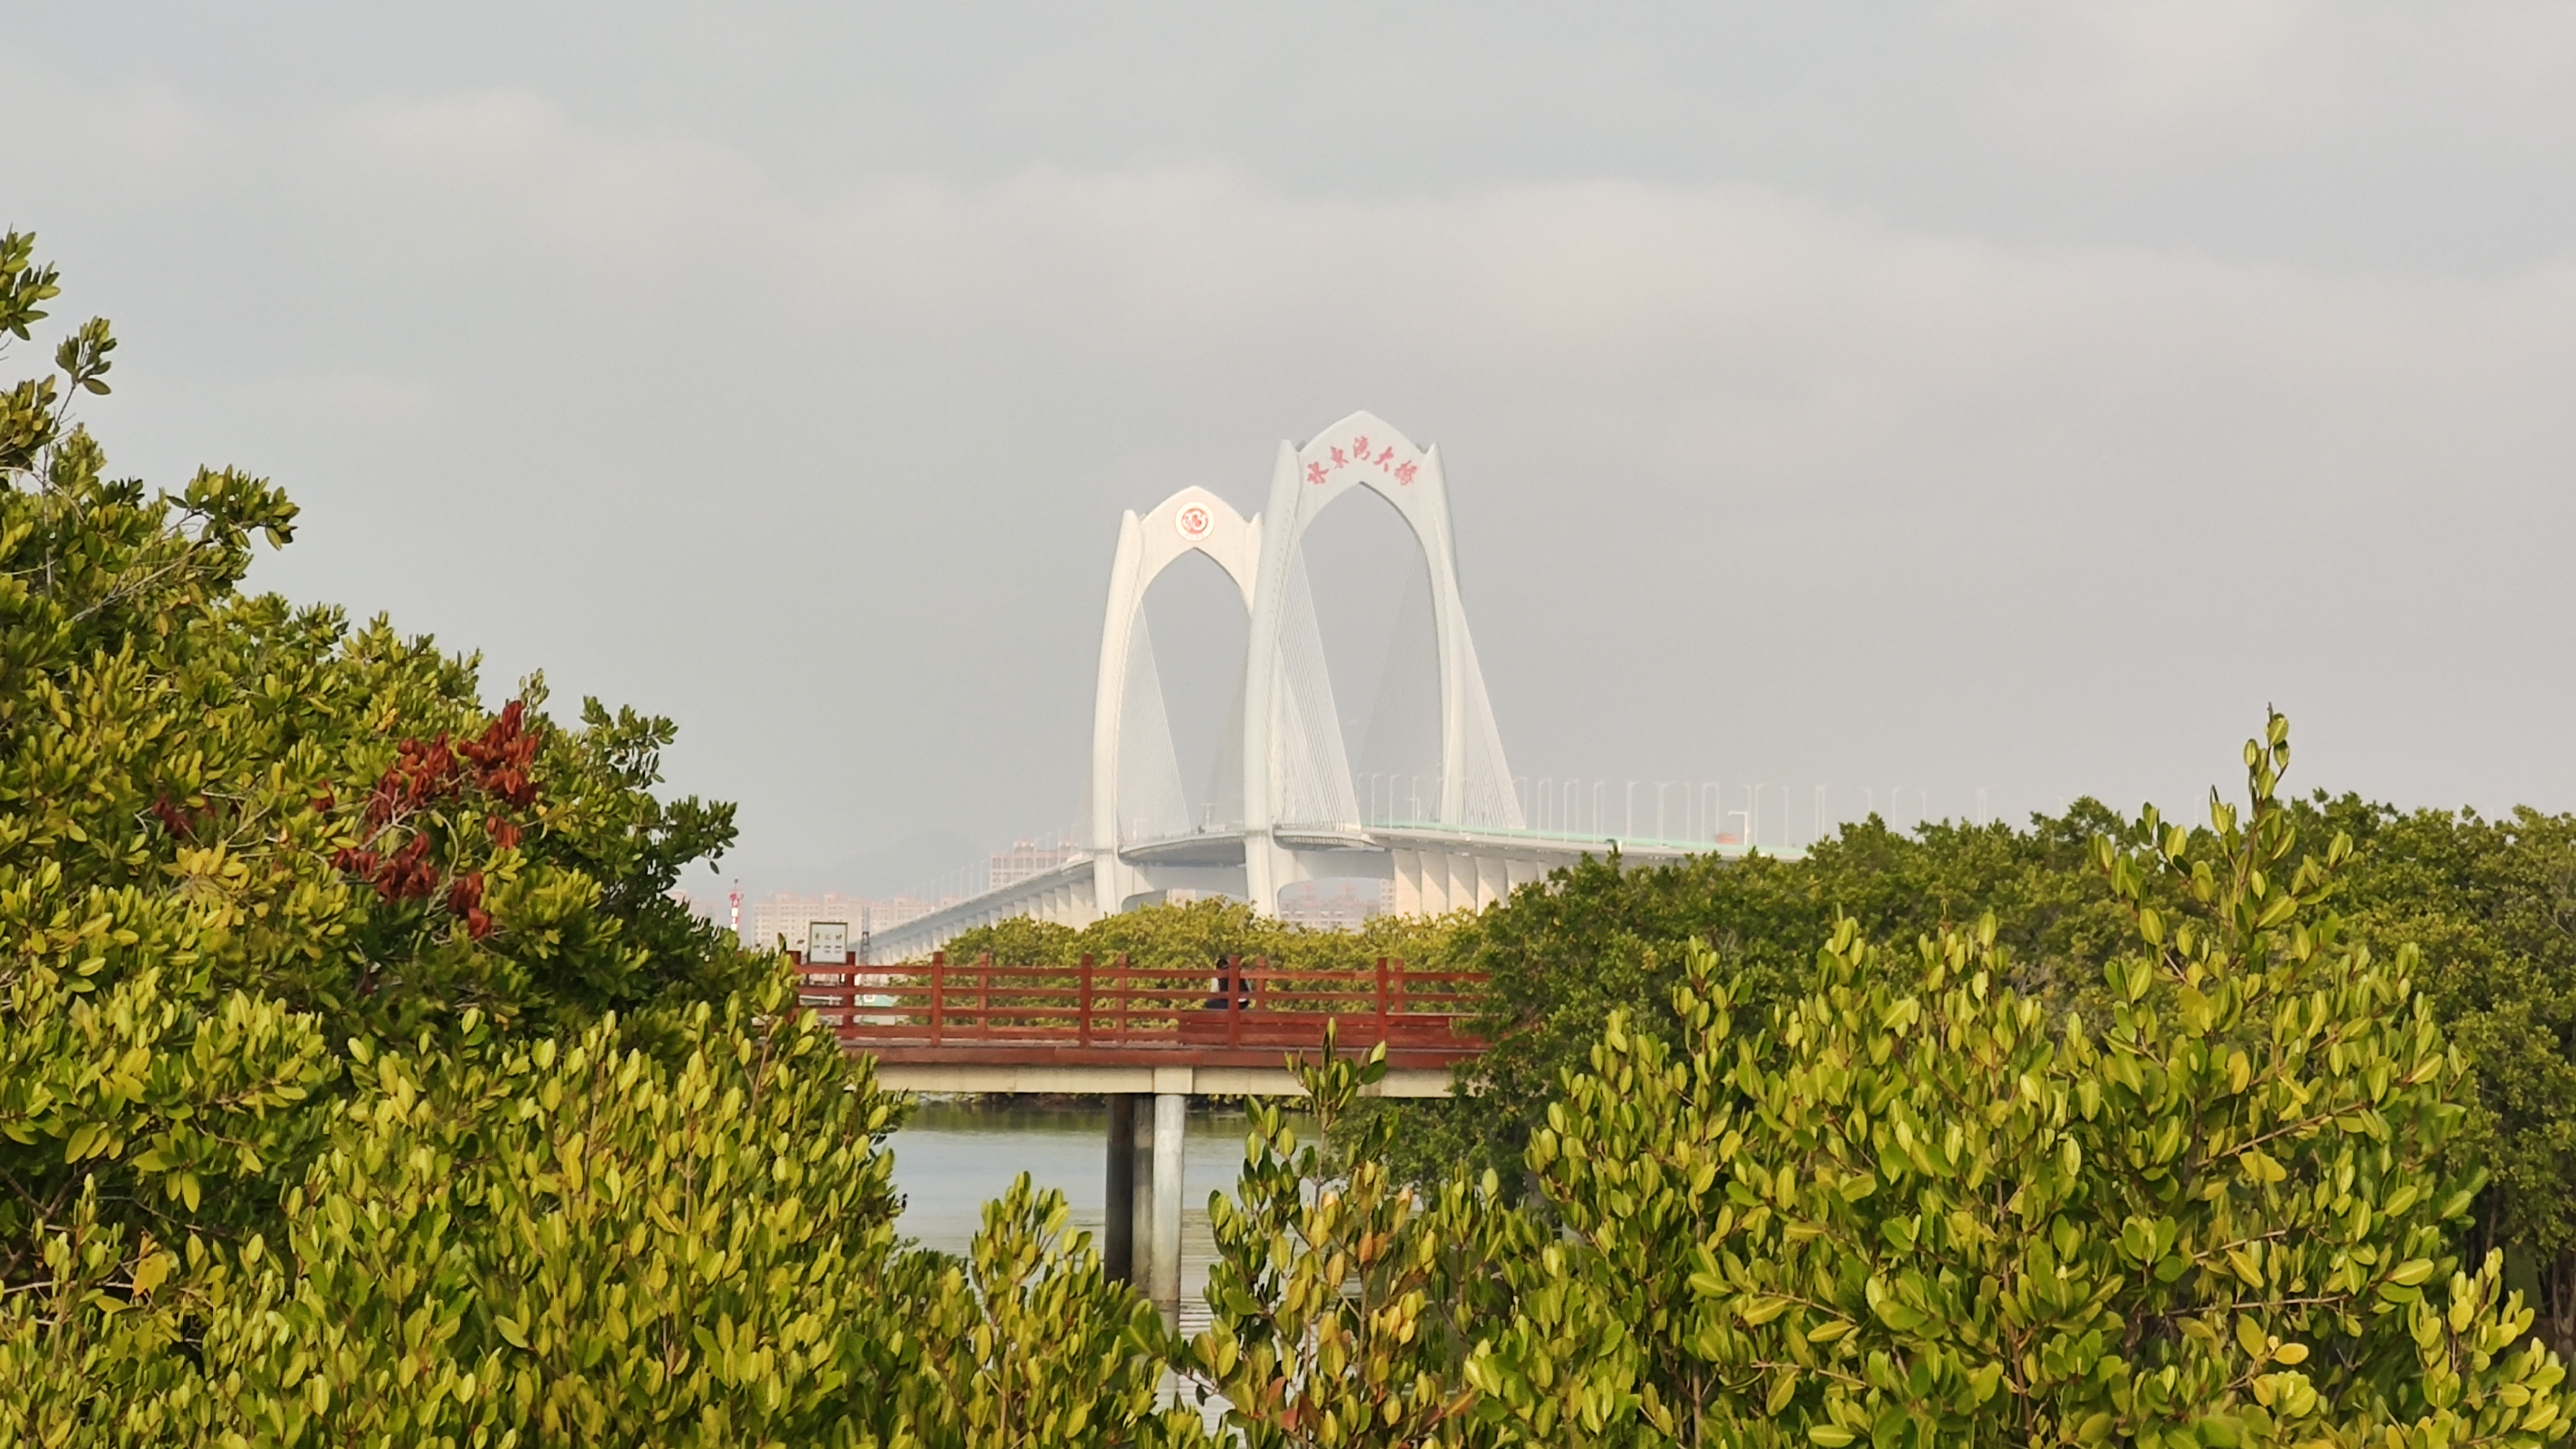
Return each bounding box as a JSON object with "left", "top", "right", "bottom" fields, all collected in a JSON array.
[{"left": 6, "top": 5, "right": 2574, "bottom": 893}]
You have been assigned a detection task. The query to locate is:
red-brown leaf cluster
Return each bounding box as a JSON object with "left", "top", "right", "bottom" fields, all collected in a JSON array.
[
  {"left": 327, "top": 700, "right": 540, "bottom": 941},
  {"left": 148, "top": 795, "right": 240, "bottom": 844},
  {"left": 458, "top": 700, "right": 538, "bottom": 809},
  {"left": 446, "top": 869, "right": 492, "bottom": 939},
  {"left": 150, "top": 796, "right": 196, "bottom": 841},
  {"left": 330, "top": 833, "right": 441, "bottom": 904}
]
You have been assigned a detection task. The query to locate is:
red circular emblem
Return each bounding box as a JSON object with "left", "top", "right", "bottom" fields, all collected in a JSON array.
[{"left": 1175, "top": 505, "right": 1214, "bottom": 541}]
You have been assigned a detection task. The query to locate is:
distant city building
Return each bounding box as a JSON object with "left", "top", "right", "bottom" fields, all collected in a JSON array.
[
  {"left": 987, "top": 837, "right": 1078, "bottom": 889},
  {"left": 743, "top": 892, "right": 944, "bottom": 959},
  {"left": 667, "top": 887, "right": 724, "bottom": 925},
  {"left": 740, "top": 837, "right": 1078, "bottom": 961}
]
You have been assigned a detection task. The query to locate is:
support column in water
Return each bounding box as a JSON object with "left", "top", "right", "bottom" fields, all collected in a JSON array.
[
  {"left": 1151, "top": 1091, "right": 1186, "bottom": 1311},
  {"left": 1104, "top": 1095, "right": 1137, "bottom": 1285}
]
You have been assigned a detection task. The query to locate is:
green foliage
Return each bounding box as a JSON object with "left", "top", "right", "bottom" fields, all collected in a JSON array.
[
  {"left": 298, "top": 987, "right": 901, "bottom": 1444},
  {"left": 1389, "top": 809, "right": 2136, "bottom": 1185},
  {"left": 2, "top": 977, "right": 904, "bottom": 1445},
  {"left": 907, "top": 1174, "right": 1212, "bottom": 1447},
  {"left": 1414, "top": 778, "right": 2576, "bottom": 1357},
  {"left": 941, "top": 897, "right": 1461, "bottom": 981},
  {"left": 939, "top": 915, "right": 1084, "bottom": 969},
  {"left": 0, "top": 230, "right": 1193, "bottom": 1444},
  {"left": 2308, "top": 802, "right": 2576, "bottom": 1324},
  {"left": 2, "top": 985, "right": 1206, "bottom": 1447},
  {"left": 0, "top": 227, "right": 777, "bottom": 1280},
  {"left": 1198, "top": 716, "right": 2574, "bottom": 1444},
  {"left": 0, "top": 960, "right": 336, "bottom": 1265},
  {"left": 1186, "top": 1024, "right": 1526, "bottom": 1447},
  {"left": 1569, "top": 717, "right": 2572, "bottom": 1443}
]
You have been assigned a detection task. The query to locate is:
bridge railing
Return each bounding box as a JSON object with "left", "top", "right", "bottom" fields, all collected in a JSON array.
[{"left": 788, "top": 952, "right": 1485, "bottom": 1058}]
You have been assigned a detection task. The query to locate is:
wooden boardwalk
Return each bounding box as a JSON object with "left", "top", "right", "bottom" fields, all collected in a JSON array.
[
  {"left": 791, "top": 952, "right": 1488, "bottom": 1073},
  {"left": 792, "top": 949, "right": 1489, "bottom": 1311}
]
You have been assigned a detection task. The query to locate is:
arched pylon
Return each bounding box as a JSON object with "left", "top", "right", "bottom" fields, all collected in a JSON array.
[
  {"left": 1087, "top": 486, "right": 1261, "bottom": 915},
  {"left": 1240, "top": 411, "right": 1519, "bottom": 912}
]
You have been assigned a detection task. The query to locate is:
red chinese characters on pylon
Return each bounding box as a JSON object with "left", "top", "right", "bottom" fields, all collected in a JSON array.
[{"left": 1309, "top": 432, "right": 1421, "bottom": 485}]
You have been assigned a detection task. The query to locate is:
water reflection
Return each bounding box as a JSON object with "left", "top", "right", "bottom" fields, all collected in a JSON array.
[{"left": 888, "top": 1098, "right": 1299, "bottom": 1314}]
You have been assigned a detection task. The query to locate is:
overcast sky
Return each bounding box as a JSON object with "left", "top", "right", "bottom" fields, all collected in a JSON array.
[{"left": 10, "top": 3, "right": 2576, "bottom": 896}]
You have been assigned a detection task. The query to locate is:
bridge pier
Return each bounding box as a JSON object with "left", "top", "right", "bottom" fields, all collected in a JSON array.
[
  {"left": 1104, "top": 1095, "right": 1136, "bottom": 1285},
  {"left": 1149, "top": 1091, "right": 1186, "bottom": 1312}
]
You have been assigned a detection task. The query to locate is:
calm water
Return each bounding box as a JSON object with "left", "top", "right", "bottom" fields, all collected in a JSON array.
[{"left": 887, "top": 1099, "right": 1299, "bottom": 1313}]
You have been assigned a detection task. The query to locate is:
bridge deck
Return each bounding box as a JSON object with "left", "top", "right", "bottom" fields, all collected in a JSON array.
[{"left": 792, "top": 953, "right": 1487, "bottom": 1075}]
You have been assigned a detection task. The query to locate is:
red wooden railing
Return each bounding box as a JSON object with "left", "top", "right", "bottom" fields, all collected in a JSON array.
[{"left": 788, "top": 952, "right": 1485, "bottom": 1066}]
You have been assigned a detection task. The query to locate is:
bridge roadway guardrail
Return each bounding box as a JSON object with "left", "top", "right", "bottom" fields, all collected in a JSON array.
[{"left": 788, "top": 951, "right": 1485, "bottom": 1071}]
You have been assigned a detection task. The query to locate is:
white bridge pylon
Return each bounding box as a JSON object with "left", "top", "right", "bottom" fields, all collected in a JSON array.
[
  {"left": 871, "top": 411, "right": 1724, "bottom": 961},
  {"left": 1086, "top": 481, "right": 1263, "bottom": 914},
  {"left": 1238, "top": 412, "right": 1524, "bottom": 897},
  {"left": 1088, "top": 408, "right": 1525, "bottom": 914}
]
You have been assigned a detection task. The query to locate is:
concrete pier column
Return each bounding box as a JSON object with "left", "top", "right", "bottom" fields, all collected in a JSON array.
[
  {"left": 1103, "top": 1095, "right": 1137, "bottom": 1285},
  {"left": 1150, "top": 1092, "right": 1186, "bottom": 1311},
  {"left": 1129, "top": 1121, "right": 1151, "bottom": 1276}
]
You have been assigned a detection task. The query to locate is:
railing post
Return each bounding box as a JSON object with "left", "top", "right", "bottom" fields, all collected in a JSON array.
[
  {"left": 978, "top": 952, "right": 992, "bottom": 1039},
  {"left": 1080, "top": 953, "right": 1095, "bottom": 1047},
  {"left": 1226, "top": 953, "right": 1241, "bottom": 1049},
  {"left": 1375, "top": 955, "right": 1391, "bottom": 1043},
  {"left": 930, "top": 950, "right": 945, "bottom": 1046},
  {"left": 1118, "top": 953, "right": 1131, "bottom": 1043}
]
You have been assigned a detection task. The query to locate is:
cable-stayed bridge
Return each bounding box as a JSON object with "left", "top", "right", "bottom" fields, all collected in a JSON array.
[{"left": 871, "top": 411, "right": 1769, "bottom": 961}]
